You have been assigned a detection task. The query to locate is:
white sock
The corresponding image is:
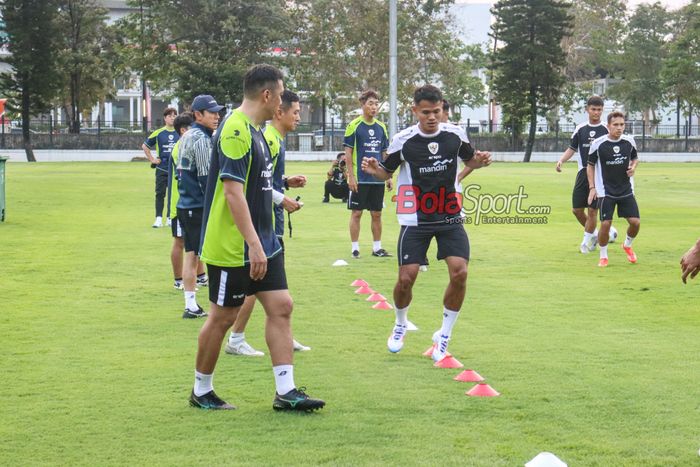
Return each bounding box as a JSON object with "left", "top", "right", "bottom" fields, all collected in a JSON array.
[
  {"left": 229, "top": 332, "right": 244, "bottom": 344},
  {"left": 373, "top": 240, "right": 382, "bottom": 251},
  {"left": 395, "top": 306, "right": 409, "bottom": 326},
  {"left": 193, "top": 370, "right": 213, "bottom": 396},
  {"left": 600, "top": 245, "right": 608, "bottom": 259},
  {"left": 624, "top": 235, "right": 634, "bottom": 248},
  {"left": 440, "top": 307, "right": 460, "bottom": 338},
  {"left": 593, "top": 229, "right": 598, "bottom": 236},
  {"left": 582, "top": 231, "right": 591, "bottom": 243},
  {"left": 273, "top": 364, "right": 295, "bottom": 395},
  {"left": 185, "top": 291, "right": 197, "bottom": 311},
  {"left": 351, "top": 241, "right": 359, "bottom": 252},
  {"left": 155, "top": 216, "right": 162, "bottom": 223}
]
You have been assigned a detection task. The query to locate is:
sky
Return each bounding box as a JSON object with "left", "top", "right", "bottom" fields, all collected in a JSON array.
[{"left": 455, "top": 0, "right": 690, "bottom": 9}]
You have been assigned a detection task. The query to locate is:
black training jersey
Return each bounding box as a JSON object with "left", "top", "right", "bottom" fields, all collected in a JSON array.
[
  {"left": 569, "top": 122, "right": 608, "bottom": 171},
  {"left": 588, "top": 134, "right": 638, "bottom": 199},
  {"left": 380, "top": 122, "right": 474, "bottom": 226}
]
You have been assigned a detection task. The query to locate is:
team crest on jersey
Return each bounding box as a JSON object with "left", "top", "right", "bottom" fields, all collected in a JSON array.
[
  {"left": 368, "top": 129, "right": 375, "bottom": 137},
  {"left": 169, "top": 134, "right": 174, "bottom": 140},
  {"left": 613, "top": 146, "right": 620, "bottom": 154},
  {"left": 589, "top": 130, "right": 596, "bottom": 137},
  {"left": 428, "top": 142, "right": 439, "bottom": 155}
]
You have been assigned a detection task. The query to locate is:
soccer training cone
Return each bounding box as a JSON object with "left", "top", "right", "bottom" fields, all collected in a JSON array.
[
  {"left": 355, "top": 285, "right": 374, "bottom": 294},
  {"left": 422, "top": 344, "right": 436, "bottom": 357},
  {"left": 433, "top": 355, "right": 464, "bottom": 369},
  {"left": 372, "top": 300, "right": 393, "bottom": 310},
  {"left": 466, "top": 383, "right": 500, "bottom": 397},
  {"left": 454, "top": 369, "right": 484, "bottom": 382},
  {"left": 351, "top": 279, "right": 368, "bottom": 287},
  {"left": 366, "top": 293, "right": 386, "bottom": 302}
]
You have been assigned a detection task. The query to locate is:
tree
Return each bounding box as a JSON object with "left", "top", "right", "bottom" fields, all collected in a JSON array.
[
  {"left": 490, "top": 0, "right": 572, "bottom": 162},
  {"left": 116, "top": 0, "right": 290, "bottom": 106},
  {"left": 286, "top": 0, "right": 485, "bottom": 123},
  {"left": 663, "top": 0, "right": 700, "bottom": 120},
  {"left": 56, "top": 0, "right": 115, "bottom": 134},
  {"left": 0, "top": 0, "right": 62, "bottom": 161},
  {"left": 609, "top": 3, "right": 671, "bottom": 132},
  {"left": 559, "top": 0, "right": 626, "bottom": 117}
]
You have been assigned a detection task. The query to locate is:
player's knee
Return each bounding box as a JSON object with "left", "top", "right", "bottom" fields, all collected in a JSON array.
[
  {"left": 370, "top": 211, "right": 382, "bottom": 220},
  {"left": 629, "top": 218, "right": 640, "bottom": 229},
  {"left": 449, "top": 266, "right": 468, "bottom": 285},
  {"left": 397, "top": 272, "right": 417, "bottom": 291}
]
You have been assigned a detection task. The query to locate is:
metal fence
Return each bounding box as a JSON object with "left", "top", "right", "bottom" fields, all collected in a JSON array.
[{"left": 2, "top": 118, "right": 699, "bottom": 153}]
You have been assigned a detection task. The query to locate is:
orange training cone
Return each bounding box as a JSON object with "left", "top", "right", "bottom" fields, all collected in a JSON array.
[
  {"left": 422, "top": 344, "right": 436, "bottom": 357},
  {"left": 366, "top": 293, "right": 386, "bottom": 302},
  {"left": 466, "top": 383, "right": 500, "bottom": 397},
  {"left": 355, "top": 285, "right": 374, "bottom": 294},
  {"left": 433, "top": 355, "right": 464, "bottom": 369},
  {"left": 372, "top": 300, "right": 393, "bottom": 310},
  {"left": 351, "top": 279, "right": 368, "bottom": 287},
  {"left": 454, "top": 369, "right": 484, "bottom": 382}
]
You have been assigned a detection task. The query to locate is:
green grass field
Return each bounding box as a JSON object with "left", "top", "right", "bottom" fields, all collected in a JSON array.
[{"left": 1, "top": 161, "right": 699, "bottom": 466}]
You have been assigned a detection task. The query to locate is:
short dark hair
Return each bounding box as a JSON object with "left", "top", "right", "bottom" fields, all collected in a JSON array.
[
  {"left": 163, "top": 107, "right": 177, "bottom": 118},
  {"left": 174, "top": 111, "right": 194, "bottom": 135},
  {"left": 414, "top": 85, "right": 442, "bottom": 105},
  {"left": 359, "top": 89, "right": 379, "bottom": 104},
  {"left": 336, "top": 152, "right": 344, "bottom": 160},
  {"left": 587, "top": 96, "right": 604, "bottom": 107},
  {"left": 442, "top": 99, "right": 450, "bottom": 112},
  {"left": 243, "top": 64, "right": 284, "bottom": 99},
  {"left": 280, "top": 89, "right": 300, "bottom": 111},
  {"left": 607, "top": 111, "right": 625, "bottom": 123}
]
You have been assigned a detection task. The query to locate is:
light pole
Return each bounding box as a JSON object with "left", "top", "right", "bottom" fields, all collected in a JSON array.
[{"left": 389, "top": 0, "right": 397, "bottom": 138}]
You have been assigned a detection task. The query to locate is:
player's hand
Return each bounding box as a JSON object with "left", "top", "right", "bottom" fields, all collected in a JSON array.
[
  {"left": 281, "top": 195, "right": 302, "bottom": 213},
  {"left": 348, "top": 175, "right": 358, "bottom": 193},
  {"left": 556, "top": 160, "right": 563, "bottom": 172},
  {"left": 386, "top": 179, "right": 393, "bottom": 191},
  {"left": 680, "top": 241, "right": 700, "bottom": 283},
  {"left": 361, "top": 156, "right": 381, "bottom": 175},
  {"left": 154, "top": 158, "right": 161, "bottom": 165},
  {"left": 587, "top": 189, "right": 597, "bottom": 206},
  {"left": 248, "top": 243, "right": 268, "bottom": 281},
  {"left": 473, "top": 151, "right": 492, "bottom": 168},
  {"left": 626, "top": 166, "right": 636, "bottom": 177},
  {"left": 286, "top": 175, "right": 307, "bottom": 188}
]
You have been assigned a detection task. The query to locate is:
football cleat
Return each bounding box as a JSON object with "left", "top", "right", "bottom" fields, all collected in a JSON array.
[
  {"left": 182, "top": 306, "right": 207, "bottom": 319},
  {"left": 387, "top": 324, "right": 407, "bottom": 353},
  {"left": 580, "top": 242, "right": 590, "bottom": 254},
  {"left": 372, "top": 249, "right": 392, "bottom": 257},
  {"left": 598, "top": 258, "right": 609, "bottom": 268},
  {"left": 623, "top": 245, "right": 637, "bottom": 263},
  {"left": 196, "top": 275, "right": 209, "bottom": 287},
  {"left": 292, "top": 339, "right": 311, "bottom": 352},
  {"left": 173, "top": 280, "right": 184, "bottom": 290},
  {"left": 431, "top": 331, "right": 451, "bottom": 362},
  {"left": 273, "top": 387, "right": 325, "bottom": 412},
  {"left": 189, "top": 390, "right": 236, "bottom": 410},
  {"left": 225, "top": 340, "right": 265, "bottom": 356},
  {"left": 352, "top": 250, "right": 360, "bottom": 259}
]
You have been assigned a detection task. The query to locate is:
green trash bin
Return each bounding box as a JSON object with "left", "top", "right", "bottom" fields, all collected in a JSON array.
[{"left": 0, "top": 156, "right": 7, "bottom": 222}]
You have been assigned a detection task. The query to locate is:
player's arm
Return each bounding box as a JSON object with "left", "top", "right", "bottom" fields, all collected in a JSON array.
[
  {"left": 586, "top": 163, "right": 597, "bottom": 205},
  {"left": 344, "top": 146, "right": 357, "bottom": 192},
  {"left": 556, "top": 147, "right": 576, "bottom": 172},
  {"left": 222, "top": 179, "right": 267, "bottom": 280},
  {"left": 680, "top": 238, "right": 700, "bottom": 283},
  {"left": 361, "top": 156, "right": 391, "bottom": 180},
  {"left": 382, "top": 150, "right": 393, "bottom": 191},
  {"left": 627, "top": 146, "right": 639, "bottom": 177},
  {"left": 458, "top": 166, "right": 474, "bottom": 182},
  {"left": 142, "top": 142, "right": 158, "bottom": 164}
]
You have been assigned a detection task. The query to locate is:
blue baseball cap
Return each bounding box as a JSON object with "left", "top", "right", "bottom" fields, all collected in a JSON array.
[{"left": 191, "top": 94, "right": 224, "bottom": 112}]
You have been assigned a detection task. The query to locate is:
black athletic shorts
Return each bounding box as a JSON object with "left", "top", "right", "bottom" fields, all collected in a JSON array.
[
  {"left": 207, "top": 253, "right": 288, "bottom": 307},
  {"left": 597, "top": 195, "right": 640, "bottom": 221},
  {"left": 573, "top": 169, "right": 596, "bottom": 209},
  {"left": 177, "top": 207, "right": 203, "bottom": 253},
  {"left": 171, "top": 217, "right": 183, "bottom": 239},
  {"left": 397, "top": 223, "right": 470, "bottom": 266},
  {"left": 348, "top": 184, "right": 384, "bottom": 211}
]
